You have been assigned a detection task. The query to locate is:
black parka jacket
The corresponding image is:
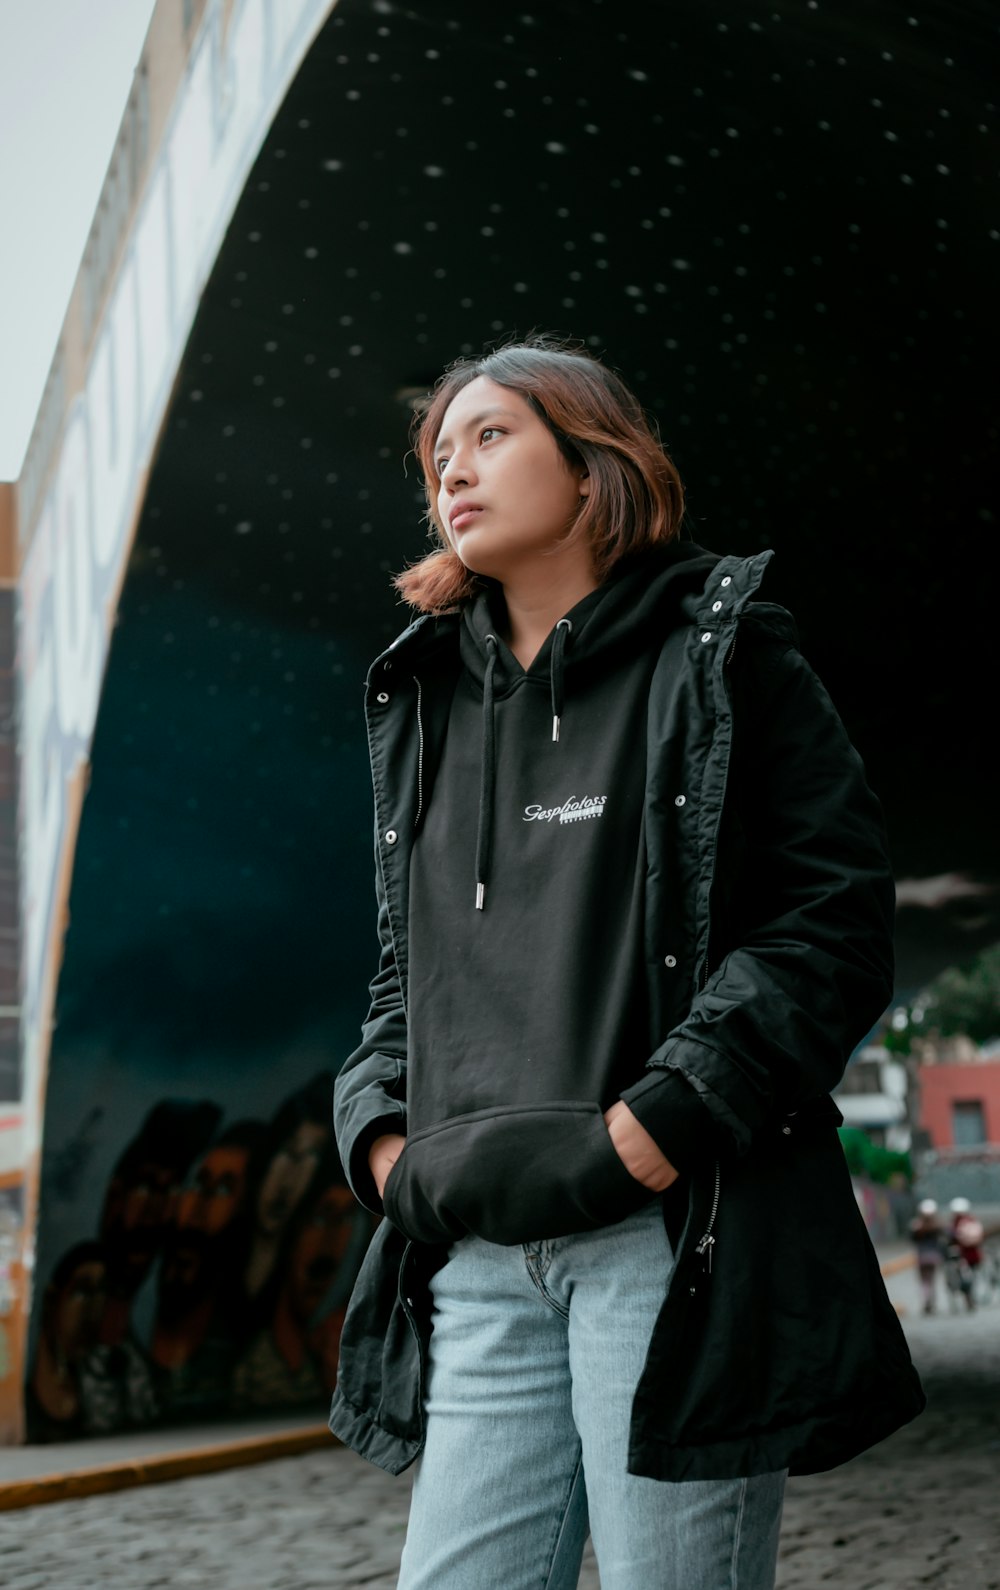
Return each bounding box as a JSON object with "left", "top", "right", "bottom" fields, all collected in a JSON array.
[{"left": 329, "top": 547, "right": 925, "bottom": 1481}]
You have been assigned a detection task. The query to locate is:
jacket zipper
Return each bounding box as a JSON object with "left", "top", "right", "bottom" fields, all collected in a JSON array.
[
  {"left": 692, "top": 1161, "right": 721, "bottom": 1290},
  {"left": 694, "top": 627, "right": 738, "bottom": 992},
  {"left": 689, "top": 624, "right": 736, "bottom": 1295},
  {"left": 413, "top": 674, "right": 425, "bottom": 829}
]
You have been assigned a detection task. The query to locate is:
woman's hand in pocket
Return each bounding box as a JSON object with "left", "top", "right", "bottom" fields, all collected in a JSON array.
[
  {"left": 603, "top": 1102, "right": 679, "bottom": 1192},
  {"left": 369, "top": 1133, "right": 406, "bottom": 1201}
]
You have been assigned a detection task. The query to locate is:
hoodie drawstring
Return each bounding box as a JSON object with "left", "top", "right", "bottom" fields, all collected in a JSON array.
[
  {"left": 475, "top": 634, "right": 498, "bottom": 910},
  {"left": 550, "top": 618, "right": 573, "bottom": 743},
  {"left": 475, "top": 621, "right": 572, "bottom": 910}
]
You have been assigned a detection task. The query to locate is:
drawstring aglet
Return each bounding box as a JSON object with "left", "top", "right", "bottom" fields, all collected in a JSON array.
[
  {"left": 549, "top": 618, "right": 571, "bottom": 746},
  {"left": 476, "top": 882, "right": 486, "bottom": 911}
]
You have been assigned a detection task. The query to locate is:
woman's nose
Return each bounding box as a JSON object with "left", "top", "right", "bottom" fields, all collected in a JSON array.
[{"left": 441, "top": 453, "right": 474, "bottom": 490}]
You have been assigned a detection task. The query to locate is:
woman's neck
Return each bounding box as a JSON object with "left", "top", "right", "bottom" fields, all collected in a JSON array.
[{"left": 501, "top": 557, "right": 599, "bottom": 670}]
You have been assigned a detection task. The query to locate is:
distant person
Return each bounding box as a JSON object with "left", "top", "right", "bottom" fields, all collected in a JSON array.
[
  {"left": 945, "top": 1196, "right": 984, "bottom": 1311},
  {"left": 330, "top": 337, "right": 924, "bottom": 1589},
  {"left": 910, "top": 1199, "right": 946, "bottom": 1314}
]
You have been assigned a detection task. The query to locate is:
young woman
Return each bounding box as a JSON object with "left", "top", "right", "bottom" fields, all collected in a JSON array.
[{"left": 330, "top": 338, "right": 924, "bottom": 1589}]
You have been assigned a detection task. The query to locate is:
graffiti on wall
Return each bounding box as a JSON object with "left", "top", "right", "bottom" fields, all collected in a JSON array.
[
  {"left": 0, "top": 1180, "right": 25, "bottom": 1441},
  {"left": 27, "top": 1072, "right": 371, "bottom": 1440}
]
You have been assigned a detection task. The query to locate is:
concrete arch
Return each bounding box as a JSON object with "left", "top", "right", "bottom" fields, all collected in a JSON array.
[
  {"left": 5, "top": 0, "right": 998, "bottom": 1445},
  {"left": 2, "top": 0, "right": 339, "bottom": 1441}
]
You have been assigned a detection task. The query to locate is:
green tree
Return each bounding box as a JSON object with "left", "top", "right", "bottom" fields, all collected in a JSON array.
[
  {"left": 838, "top": 1126, "right": 911, "bottom": 1185},
  {"left": 887, "top": 940, "right": 1000, "bottom": 1051}
]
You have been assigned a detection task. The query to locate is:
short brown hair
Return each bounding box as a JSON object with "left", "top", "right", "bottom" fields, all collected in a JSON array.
[{"left": 394, "top": 336, "right": 685, "bottom": 613}]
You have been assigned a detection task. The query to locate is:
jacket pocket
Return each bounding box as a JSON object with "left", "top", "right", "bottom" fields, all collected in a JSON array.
[{"left": 382, "top": 1101, "right": 654, "bottom": 1247}]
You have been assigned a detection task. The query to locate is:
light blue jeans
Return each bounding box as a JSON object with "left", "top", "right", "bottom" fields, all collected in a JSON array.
[{"left": 397, "top": 1200, "right": 785, "bottom": 1590}]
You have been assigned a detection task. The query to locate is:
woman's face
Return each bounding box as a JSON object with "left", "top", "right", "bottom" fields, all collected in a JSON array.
[
  {"left": 53, "top": 1260, "right": 107, "bottom": 1359},
  {"left": 175, "top": 1144, "right": 251, "bottom": 1239},
  {"left": 286, "top": 1184, "right": 357, "bottom": 1322},
  {"left": 256, "top": 1121, "right": 327, "bottom": 1236},
  {"left": 433, "top": 376, "right": 590, "bottom": 585}
]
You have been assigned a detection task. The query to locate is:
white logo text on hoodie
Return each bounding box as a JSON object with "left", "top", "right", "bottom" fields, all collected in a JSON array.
[{"left": 523, "top": 795, "right": 607, "bottom": 825}]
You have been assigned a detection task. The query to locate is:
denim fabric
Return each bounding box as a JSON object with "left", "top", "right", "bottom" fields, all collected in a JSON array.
[{"left": 397, "top": 1200, "right": 785, "bottom": 1589}]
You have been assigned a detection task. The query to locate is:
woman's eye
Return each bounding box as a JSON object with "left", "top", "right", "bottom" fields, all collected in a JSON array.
[{"left": 436, "top": 430, "right": 501, "bottom": 476}]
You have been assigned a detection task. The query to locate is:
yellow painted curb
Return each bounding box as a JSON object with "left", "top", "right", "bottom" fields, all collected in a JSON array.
[
  {"left": 880, "top": 1252, "right": 915, "bottom": 1277},
  {"left": 0, "top": 1243, "right": 945, "bottom": 1512},
  {"left": 0, "top": 1423, "right": 334, "bottom": 1513},
  {"left": 4, "top": 1222, "right": 995, "bottom": 1511}
]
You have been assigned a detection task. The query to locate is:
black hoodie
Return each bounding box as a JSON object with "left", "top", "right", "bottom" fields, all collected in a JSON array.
[{"left": 382, "top": 545, "right": 722, "bottom": 1248}]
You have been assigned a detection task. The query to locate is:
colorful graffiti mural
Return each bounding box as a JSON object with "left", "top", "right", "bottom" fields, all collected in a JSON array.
[
  {"left": 0, "top": 1177, "right": 26, "bottom": 1442},
  {"left": 27, "top": 1074, "right": 372, "bottom": 1440}
]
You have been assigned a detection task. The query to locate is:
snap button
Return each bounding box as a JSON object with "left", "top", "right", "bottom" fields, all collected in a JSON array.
[
  {"left": 674, "top": 795, "right": 686, "bottom": 807},
  {"left": 376, "top": 691, "right": 390, "bottom": 704},
  {"left": 385, "top": 829, "right": 398, "bottom": 845},
  {"left": 721, "top": 575, "right": 732, "bottom": 586},
  {"left": 664, "top": 955, "right": 677, "bottom": 968},
  {"left": 712, "top": 600, "right": 723, "bottom": 613},
  {"left": 701, "top": 632, "right": 712, "bottom": 643}
]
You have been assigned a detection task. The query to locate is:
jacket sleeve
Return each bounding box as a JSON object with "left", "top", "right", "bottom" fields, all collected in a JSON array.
[
  {"left": 333, "top": 837, "right": 409, "bottom": 1212},
  {"left": 623, "top": 633, "right": 895, "bottom": 1160}
]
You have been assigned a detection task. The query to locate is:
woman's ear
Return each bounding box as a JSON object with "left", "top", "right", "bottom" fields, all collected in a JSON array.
[{"left": 579, "top": 467, "right": 590, "bottom": 500}]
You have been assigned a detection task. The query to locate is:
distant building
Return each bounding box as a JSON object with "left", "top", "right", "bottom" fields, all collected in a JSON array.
[
  {"left": 908, "top": 1037, "right": 1000, "bottom": 1206},
  {"left": 916, "top": 1036, "right": 1000, "bottom": 1150},
  {"left": 834, "top": 1046, "right": 911, "bottom": 1152}
]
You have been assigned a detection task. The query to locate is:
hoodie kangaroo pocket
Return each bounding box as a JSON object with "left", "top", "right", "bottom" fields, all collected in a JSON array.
[{"left": 382, "top": 1101, "right": 653, "bottom": 1247}]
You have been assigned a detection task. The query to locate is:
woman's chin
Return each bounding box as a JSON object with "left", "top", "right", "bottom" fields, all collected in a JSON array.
[{"left": 454, "top": 541, "right": 504, "bottom": 581}]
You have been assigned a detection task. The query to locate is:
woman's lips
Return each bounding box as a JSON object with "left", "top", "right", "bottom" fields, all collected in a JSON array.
[{"left": 451, "top": 508, "right": 484, "bottom": 532}]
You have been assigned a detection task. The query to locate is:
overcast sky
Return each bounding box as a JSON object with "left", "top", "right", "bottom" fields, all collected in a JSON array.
[{"left": 0, "top": 0, "right": 158, "bottom": 479}]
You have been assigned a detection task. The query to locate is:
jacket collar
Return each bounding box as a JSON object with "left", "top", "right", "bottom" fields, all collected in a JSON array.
[
  {"left": 373, "top": 548, "right": 787, "bottom": 679},
  {"left": 684, "top": 549, "right": 775, "bottom": 627},
  {"left": 367, "top": 610, "right": 461, "bottom": 683}
]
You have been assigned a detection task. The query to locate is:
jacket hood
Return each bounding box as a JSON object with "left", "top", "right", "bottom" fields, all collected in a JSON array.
[{"left": 460, "top": 538, "right": 721, "bottom": 700}]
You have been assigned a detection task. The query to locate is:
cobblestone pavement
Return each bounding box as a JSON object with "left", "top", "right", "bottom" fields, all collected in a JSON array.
[
  {"left": 2, "top": 1261, "right": 997, "bottom": 1589},
  {"left": 776, "top": 1258, "right": 1000, "bottom": 1590}
]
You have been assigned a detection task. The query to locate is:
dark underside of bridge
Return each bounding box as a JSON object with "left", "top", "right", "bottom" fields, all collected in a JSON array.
[{"left": 59, "top": 0, "right": 998, "bottom": 1069}]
